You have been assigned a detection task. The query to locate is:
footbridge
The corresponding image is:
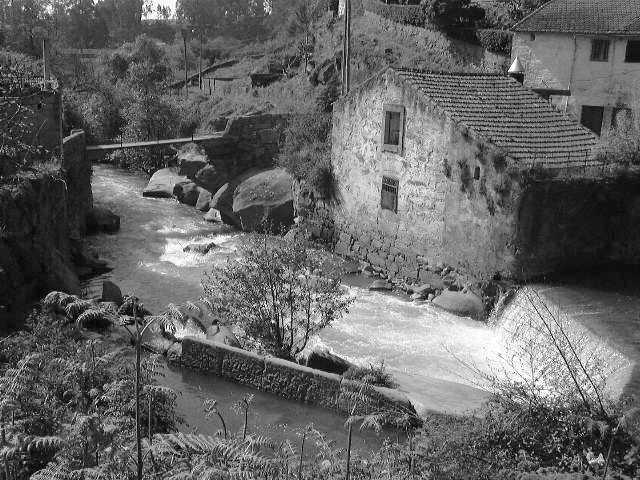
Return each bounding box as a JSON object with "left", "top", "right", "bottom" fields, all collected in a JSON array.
[{"left": 85, "top": 133, "right": 224, "bottom": 161}]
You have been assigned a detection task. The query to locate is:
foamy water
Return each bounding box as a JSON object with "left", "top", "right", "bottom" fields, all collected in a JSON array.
[{"left": 85, "top": 164, "right": 637, "bottom": 422}]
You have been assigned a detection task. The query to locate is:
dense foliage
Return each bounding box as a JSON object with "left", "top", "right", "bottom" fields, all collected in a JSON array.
[
  {"left": 202, "top": 234, "right": 353, "bottom": 360},
  {"left": 593, "top": 110, "right": 640, "bottom": 166},
  {"left": 477, "top": 28, "right": 513, "bottom": 55},
  {"left": 362, "top": 0, "right": 426, "bottom": 27}
]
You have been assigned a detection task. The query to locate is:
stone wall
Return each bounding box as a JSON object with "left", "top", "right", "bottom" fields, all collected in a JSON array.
[
  {"left": 200, "top": 114, "right": 289, "bottom": 179},
  {"left": 0, "top": 130, "right": 92, "bottom": 329},
  {"left": 514, "top": 175, "right": 640, "bottom": 277},
  {"left": 330, "top": 71, "right": 521, "bottom": 283},
  {"left": 180, "top": 337, "right": 416, "bottom": 419}
]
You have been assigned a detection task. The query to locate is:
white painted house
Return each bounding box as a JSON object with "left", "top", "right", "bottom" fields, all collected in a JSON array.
[{"left": 511, "top": 0, "right": 640, "bottom": 135}]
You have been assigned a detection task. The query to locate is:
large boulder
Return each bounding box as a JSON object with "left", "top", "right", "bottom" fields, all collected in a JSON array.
[
  {"left": 173, "top": 181, "right": 200, "bottom": 206},
  {"left": 303, "top": 349, "right": 353, "bottom": 375},
  {"left": 176, "top": 144, "right": 208, "bottom": 179},
  {"left": 232, "top": 168, "right": 294, "bottom": 232},
  {"left": 86, "top": 207, "right": 120, "bottom": 234},
  {"left": 210, "top": 182, "right": 240, "bottom": 227},
  {"left": 195, "top": 188, "right": 212, "bottom": 211},
  {"left": 432, "top": 290, "right": 484, "bottom": 320},
  {"left": 143, "top": 168, "right": 188, "bottom": 198},
  {"left": 194, "top": 165, "right": 227, "bottom": 195},
  {"left": 206, "top": 324, "right": 241, "bottom": 348},
  {"left": 203, "top": 208, "right": 222, "bottom": 223}
]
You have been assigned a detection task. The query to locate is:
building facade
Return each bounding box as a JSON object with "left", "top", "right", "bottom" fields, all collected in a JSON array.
[
  {"left": 329, "top": 68, "right": 640, "bottom": 283},
  {"left": 511, "top": 0, "right": 640, "bottom": 135}
]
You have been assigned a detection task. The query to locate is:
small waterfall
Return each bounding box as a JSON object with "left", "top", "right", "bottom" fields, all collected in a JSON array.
[{"left": 490, "top": 286, "right": 632, "bottom": 401}]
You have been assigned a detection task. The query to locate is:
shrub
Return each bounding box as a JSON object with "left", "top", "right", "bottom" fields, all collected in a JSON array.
[
  {"left": 592, "top": 110, "right": 640, "bottom": 166},
  {"left": 202, "top": 234, "right": 353, "bottom": 360},
  {"left": 477, "top": 29, "right": 513, "bottom": 55},
  {"left": 362, "top": 0, "right": 426, "bottom": 27},
  {"left": 343, "top": 361, "right": 398, "bottom": 388}
]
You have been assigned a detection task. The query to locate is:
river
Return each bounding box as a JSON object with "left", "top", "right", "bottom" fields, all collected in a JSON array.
[{"left": 84, "top": 164, "right": 639, "bottom": 447}]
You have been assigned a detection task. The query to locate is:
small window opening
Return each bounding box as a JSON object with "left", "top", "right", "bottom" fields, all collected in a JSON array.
[
  {"left": 581, "top": 105, "right": 604, "bottom": 135},
  {"left": 530, "top": 33, "right": 536, "bottom": 41},
  {"left": 625, "top": 40, "right": 640, "bottom": 62},
  {"left": 381, "top": 104, "right": 405, "bottom": 153},
  {"left": 590, "top": 39, "right": 610, "bottom": 62},
  {"left": 473, "top": 166, "right": 481, "bottom": 180},
  {"left": 381, "top": 176, "right": 399, "bottom": 213}
]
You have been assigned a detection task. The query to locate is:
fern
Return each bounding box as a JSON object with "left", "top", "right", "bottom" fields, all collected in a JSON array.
[
  {"left": 166, "top": 303, "right": 186, "bottom": 323},
  {"left": 26, "top": 435, "right": 64, "bottom": 454},
  {"left": 76, "top": 308, "right": 110, "bottom": 329},
  {"left": 31, "top": 461, "right": 72, "bottom": 480},
  {"left": 65, "top": 300, "right": 94, "bottom": 320}
]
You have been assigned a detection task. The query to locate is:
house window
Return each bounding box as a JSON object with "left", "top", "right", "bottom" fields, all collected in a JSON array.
[
  {"left": 625, "top": 40, "right": 640, "bottom": 62},
  {"left": 474, "top": 166, "right": 481, "bottom": 180},
  {"left": 381, "top": 104, "right": 405, "bottom": 153},
  {"left": 581, "top": 105, "right": 604, "bottom": 135},
  {"left": 590, "top": 39, "right": 610, "bottom": 62},
  {"left": 530, "top": 33, "right": 536, "bottom": 41},
  {"left": 381, "top": 176, "right": 399, "bottom": 213}
]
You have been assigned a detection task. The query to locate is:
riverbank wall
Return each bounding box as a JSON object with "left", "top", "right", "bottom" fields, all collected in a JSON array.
[
  {"left": 180, "top": 337, "right": 417, "bottom": 421},
  {"left": 0, "top": 130, "right": 92, "bottom": 329}
]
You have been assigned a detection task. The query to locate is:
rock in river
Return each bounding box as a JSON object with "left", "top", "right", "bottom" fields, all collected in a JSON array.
[
  {"left": 86, "top": 206, "right": 120, "bottom": 234},
  {"left": 368, "top": 279, "right": 393, "bottom": 291},
  {"left": 173, "top": 181, "right": 201, "bottom": 207},
  {"left": 432, "top": 290, "right": 484, "bottom": 320},
  {"left": 195, "top": 188, "right": 212, "bottom": 211},
  {"left": 195, "top": 164, "right": 227, "bottom": 196},
  {"left": 232, "top": 168, "right": 294, "bottom": 232},
  {"left": 143, "top": 168, "right": 188, "bottom": 198},
  {"left": 177, "top": 144, "right": 208, "bottom": 179},
  {"left": 183, "top": 242, "right": 217, "bottom": 254}
]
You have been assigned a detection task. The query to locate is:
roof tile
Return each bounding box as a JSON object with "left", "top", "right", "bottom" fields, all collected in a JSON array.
[
  {"left": 513, "top": 0, "right": 640, "bottom": 34},
  {"left": 392, "top": 68, "right": 597, "bottom": 167}
]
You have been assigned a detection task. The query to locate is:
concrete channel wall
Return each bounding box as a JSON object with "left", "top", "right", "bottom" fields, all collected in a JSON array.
[{"left": 180, "top": 337, "right": 417, "bottom": 421}]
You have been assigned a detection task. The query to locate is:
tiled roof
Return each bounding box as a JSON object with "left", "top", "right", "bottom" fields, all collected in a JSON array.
[
  {"left": 392, "top": 69, "right": 597, "bottom": 167},
  {"left": 513, "top": 0, "right": 640, "bottom": 34}
]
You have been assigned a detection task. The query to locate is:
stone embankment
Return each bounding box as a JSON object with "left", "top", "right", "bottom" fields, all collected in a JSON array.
[
  {"left": 0, "top": 131, "right": 95, "bottom": 328},
  {"left": 179, "top": 337, "right": 418, "bottom": 422}
]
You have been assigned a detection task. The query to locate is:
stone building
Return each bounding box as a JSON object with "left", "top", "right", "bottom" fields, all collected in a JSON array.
[
  {"left": 329, "top": 67, "right": 640, "bottom": 283},
  {"left": 510, "top": 0, "right": 640, "bottom": 135}
]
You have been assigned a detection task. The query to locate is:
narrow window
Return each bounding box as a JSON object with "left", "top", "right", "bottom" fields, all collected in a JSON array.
[
  {"left": 381, "top": 176, "right": 399, "bottom": 213},
  {"left": 581, "top": 105, "right": 605, "bottom": 135},
  {"left": 625, "top": 40, "right": 640, "bottom": 62},
  {"left": 590, "top": 39, "right": 610, "bottom": 62},
  {"left": 474, "top": 166, "right": 481, "bottom": 180},
  {"left": 381, "top": 104, "right": 405, "bottom": 153},
  {"left": 530, "top": 33, "right": 536, "bottom": 41}
]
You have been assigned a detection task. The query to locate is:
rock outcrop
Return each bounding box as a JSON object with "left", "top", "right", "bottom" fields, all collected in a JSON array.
[
  {"left": 195, "top": 188, "right": 212, "bottom": 211},
  {"left": 143, "top": 168, "right": 188, "bottom": 198},
  {"left": 432, "top": 290, "right": 484, "bottom": 320},
  {"left": 177, "top": 144, "right": 208, "bottom": 179},
  {"left": 86, "top": 206, "right": 120, "bottom": 234},
  {"left": 232, "top": 168, "right": 294, "bottom": 232},
  {"left": 194, "top": 165, "right": 227, "bottom": 196}
]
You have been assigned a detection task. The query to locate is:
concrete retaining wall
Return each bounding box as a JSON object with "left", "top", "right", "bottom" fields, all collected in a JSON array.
[{"left": 180, "top": 337, "right": 417, "bottom": 420}]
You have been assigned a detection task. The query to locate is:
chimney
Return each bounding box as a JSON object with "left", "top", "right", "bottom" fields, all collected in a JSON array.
[{"left": 508, "top": 56, "right": 525, "bottom": 84}]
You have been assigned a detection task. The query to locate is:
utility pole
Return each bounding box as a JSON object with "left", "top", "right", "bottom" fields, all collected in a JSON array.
[
  {"left": 182, "top": 28, "right": 188, "bottom": 97},
  {"left": 199, "top": 27, "right": 203, "bottom": 90},
  {"left": 42, "top": 37, "right": 47, "bottom": 84},
  {"left": 341, "top": 0, "right": 351, "bottom": 96}
]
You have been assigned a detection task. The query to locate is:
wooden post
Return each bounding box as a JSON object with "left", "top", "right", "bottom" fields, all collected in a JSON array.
[
  {"left": 342, "top": 0, "right": 351, "bottom": 95},
  {"left": 183, "top": 31, "right": 188, "bottom": 97},
  {"left": 199, "top": 29, "right": 203, "bottom": 90},
  {"left": 42, "top": 38, "right": 47, "bottom": 84}
]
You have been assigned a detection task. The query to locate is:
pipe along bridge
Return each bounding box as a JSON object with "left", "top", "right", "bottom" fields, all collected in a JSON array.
[{"left": 85, "top": 133, "right": 224, "bottom": 161}]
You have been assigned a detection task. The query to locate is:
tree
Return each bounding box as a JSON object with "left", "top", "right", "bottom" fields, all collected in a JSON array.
[
  {"left": 97, "top": 0, "right": 151, "bottom": 44},
  {"left": 64, "top": 0, "right": 109, "bottom": 49},
  {"left": 486, "top": 0, "right": 551, "bottom": 27},
  {"left": 423, "top": 0, "right": 485, "bottom": 32},
  {"left": 202, "top": 234, "right": 353, "bottom": 360},
  {"left": 593, "top": 109, "right": 640, "bottom": 166}
]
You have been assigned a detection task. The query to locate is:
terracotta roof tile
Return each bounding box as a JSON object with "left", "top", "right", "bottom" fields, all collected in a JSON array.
[
  {"left": 393, "top": 68, "right": 597, "bottom": 167},
  {"left": 512, "top": 0, "right": 640, "bottom": 34}
]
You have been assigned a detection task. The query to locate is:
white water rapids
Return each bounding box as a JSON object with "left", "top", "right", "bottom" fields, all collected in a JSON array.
[{"left": 84, "top": 164, "right": 638, "bottom": 443}]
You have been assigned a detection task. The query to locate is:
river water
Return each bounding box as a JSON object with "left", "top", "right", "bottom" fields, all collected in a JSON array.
[{"left": 84, "top": 164, "right": 639, "bottom": 446}]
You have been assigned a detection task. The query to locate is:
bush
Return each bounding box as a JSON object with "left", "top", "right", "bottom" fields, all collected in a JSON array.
[
  {"left": 343, "top": 361, "right": 398, "bottom": 388},
  {"left": 362, "top": 0, "right": 426, "bottom": 27},
  {"left": 593, "top": 110, "right": 640, "bottom": 166},
  {"left": 477, "top": 29, "right": 513, "bottom": 54},
  {"left": 202, "top": 234, "right": 353, "bottom": 360}
]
